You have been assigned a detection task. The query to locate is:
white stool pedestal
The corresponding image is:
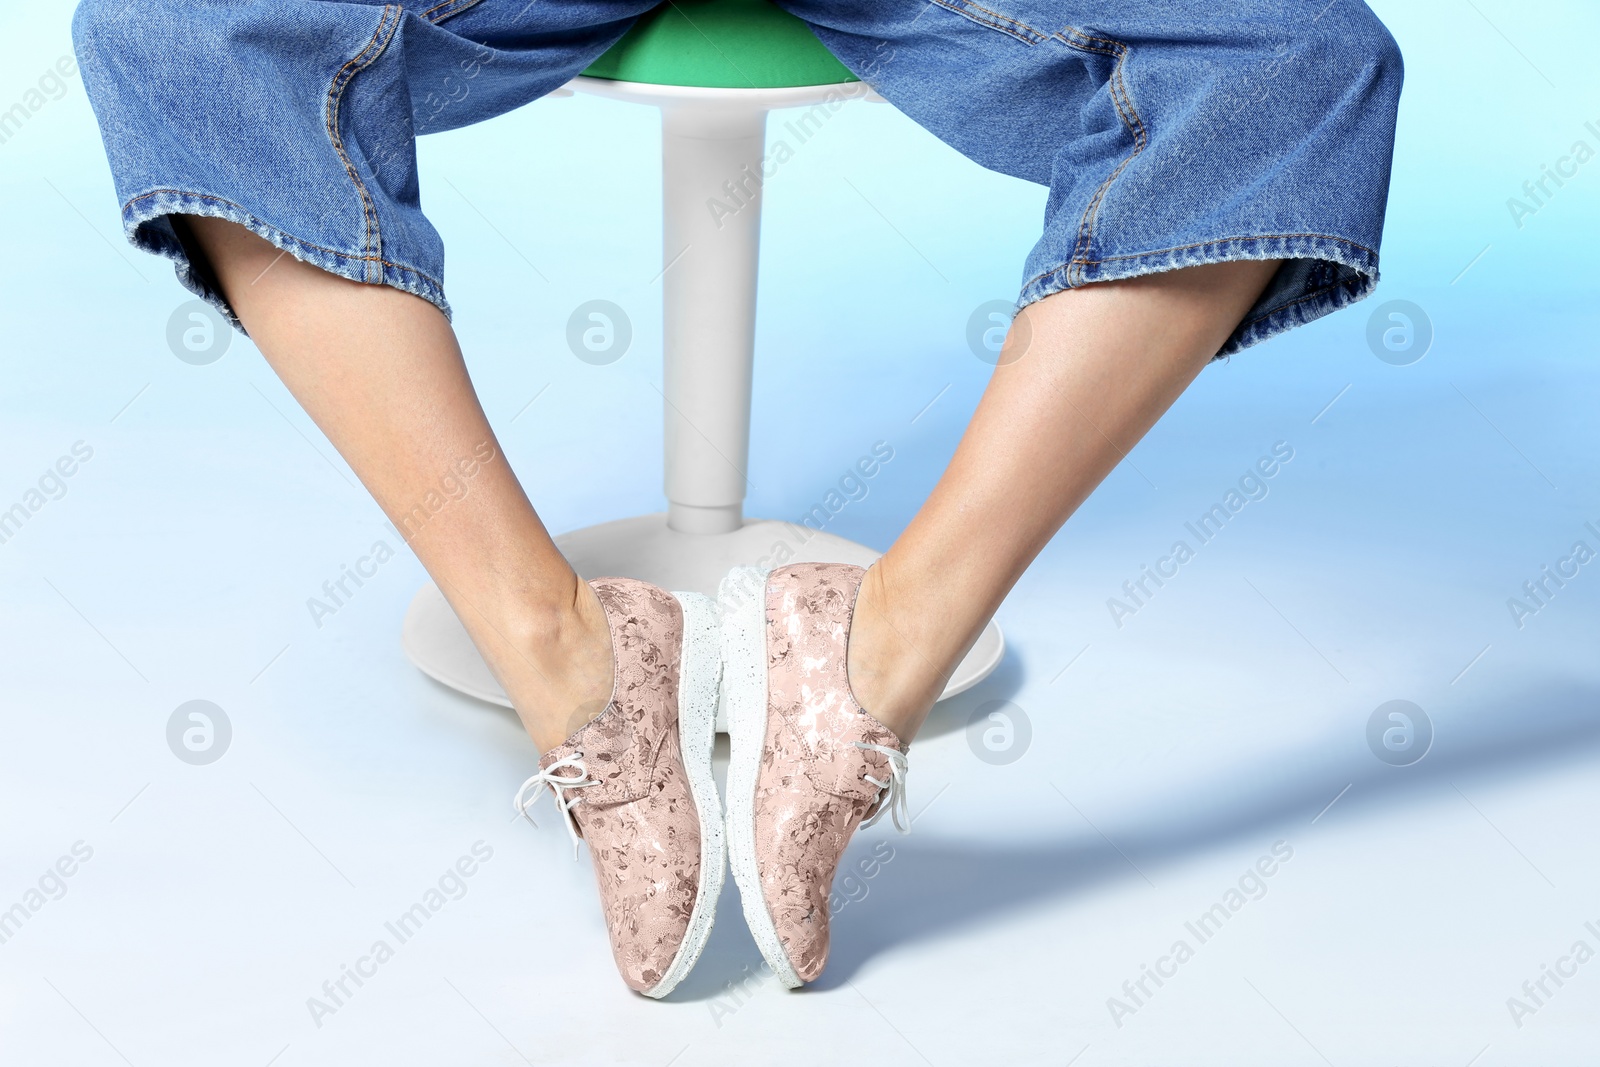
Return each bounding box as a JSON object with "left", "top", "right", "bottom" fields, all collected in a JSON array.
[{"left": 402, "top": 77, "right": 1005, "bottom": 729}]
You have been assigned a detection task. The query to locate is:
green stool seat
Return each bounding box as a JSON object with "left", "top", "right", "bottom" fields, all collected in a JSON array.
[{"left": 581, "top": 0, "right": 859, "bottom": 89}]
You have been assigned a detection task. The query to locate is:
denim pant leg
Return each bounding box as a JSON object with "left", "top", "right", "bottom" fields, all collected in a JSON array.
[
  {"left": 70, "top": 0, "right": 651, "bottom": 333},
  {"left": 779, "top": 0, "right": 1405, "bottom": 356}
]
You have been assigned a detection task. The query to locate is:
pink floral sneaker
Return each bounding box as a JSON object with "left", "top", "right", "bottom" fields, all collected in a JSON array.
[
  {"left": 513, "top": 578, "right": 724, "bottom": 998},
  {"left": 719, "top": 562, "right": 910, "bottom": 987}
]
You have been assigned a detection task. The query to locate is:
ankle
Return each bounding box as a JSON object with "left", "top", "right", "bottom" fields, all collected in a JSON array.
[
  {"left": 848, "top": 564, "right": 946, "bottom": 742},
  {"left": 504, "top": 577, "right": 606, "bottom": 659},
  {"left": 495, "top": 578, "right": 615, "bottom": 754}
]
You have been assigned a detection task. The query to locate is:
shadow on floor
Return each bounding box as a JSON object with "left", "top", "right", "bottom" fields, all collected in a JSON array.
[
  {"left": 805, "top": 675, "right": 1600, "bottom": 987},
  {"left": 424, "top": 645, "right": 1599, "bottom": 998}
]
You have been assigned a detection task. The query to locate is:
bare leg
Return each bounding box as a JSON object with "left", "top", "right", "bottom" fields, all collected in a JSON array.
[
  {"left": 849, "top": 259, "right": 1281, "bottom": 741},
  {"left": 183, "top": 216, "right": 610, "bottom": 754}
]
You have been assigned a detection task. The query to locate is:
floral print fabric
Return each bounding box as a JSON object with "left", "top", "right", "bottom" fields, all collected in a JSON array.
[
  {"left": 540, "top": 578, "right": 703, "bottom": 993},
  {"left": 753, "top": 563, "right": 906, "bottom": 982}
]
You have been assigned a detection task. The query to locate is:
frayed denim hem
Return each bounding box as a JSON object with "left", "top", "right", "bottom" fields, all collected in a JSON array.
[
  {"left": 121, "top": 188, "right": 452, "bottom": 336},
  {"left": 1017, "top": 233, "right": 1380, "bottom": 359}
]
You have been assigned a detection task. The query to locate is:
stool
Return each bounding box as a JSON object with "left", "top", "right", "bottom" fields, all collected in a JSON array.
[{"left": 402, "top": 0, "right": 1005, "bottom": 725}]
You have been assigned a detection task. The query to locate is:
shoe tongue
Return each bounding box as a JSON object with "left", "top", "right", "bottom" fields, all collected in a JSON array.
[
  {"left": 546, "top": 697, "right": 667, "bottom": 807},
  {"left": 802, "top": 710, "right": 903, "bottom": 803}
]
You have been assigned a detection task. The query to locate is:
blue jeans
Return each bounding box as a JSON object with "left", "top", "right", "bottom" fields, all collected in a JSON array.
[{"left": 72, "top": 0, "right": 1402, "bottom": 356}]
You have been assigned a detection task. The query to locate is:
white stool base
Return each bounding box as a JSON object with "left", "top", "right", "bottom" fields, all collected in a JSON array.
[{"left": 401, "top": 513, "right": 1005, "bottom": 731}]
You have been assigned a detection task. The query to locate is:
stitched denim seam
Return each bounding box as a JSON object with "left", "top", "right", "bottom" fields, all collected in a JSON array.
[
  {"left": 1057, "top": 28, "right": 1145, "bottom": 143},
  {"left": 926, "top": 0, "right": 1047, "bottom": 45},
  {"left": 422, "top": 0, "right": 485, "bottom": 25},
  {"left": 325, "top": 4, "right": 401, "bottom": 273},
  {"left": 121, "top": 188, "right": 446, "bottom": 291},
  {"left": 1053, "top": 28, "right": 1146, "bottom": 287},
  {"left": 1085, "top": 232, "right": 1381, "bottom": 266},
  {"left": 1020, "top": 232, "right": 1377, "bottom": 295}
]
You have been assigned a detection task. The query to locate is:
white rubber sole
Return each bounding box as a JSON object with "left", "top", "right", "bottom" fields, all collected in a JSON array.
[
  {"left": 643, "top": 591, "right": 726, "bottom": 999},
  {"left": 719, "top": 567, "right": 804, "bottom": 989}
]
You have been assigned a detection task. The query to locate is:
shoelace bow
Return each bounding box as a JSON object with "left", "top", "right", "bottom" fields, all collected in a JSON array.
[
  {"left": 513, "top": 752, "right": 600, "bottom": 859},
  {"left": 855, "top": 741, "right": 911, "bottom": 833}
]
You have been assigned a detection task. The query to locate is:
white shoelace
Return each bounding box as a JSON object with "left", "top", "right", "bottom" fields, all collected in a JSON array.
[
  {"left": 855, "top": 741, "right": 911, "bottom": 834},
  {"left": 512, "top": 752, "right": 599, "bottom": 859}
]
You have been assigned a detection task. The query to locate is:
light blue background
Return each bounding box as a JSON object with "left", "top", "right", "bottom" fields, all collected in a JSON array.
[{"left": 1, "top": 2, "right": 1598, "bottom": 1064}]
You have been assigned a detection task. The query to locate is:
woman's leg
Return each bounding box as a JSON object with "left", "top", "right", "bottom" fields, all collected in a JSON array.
[
  {"left": 183, "top": 216, "right": 610, "bottom": 754},
  {"left": 779, "top": 0, "right": 1401, "bottom": 744},
  {"left": 848, "top": 258, "right": 1281, "bottom": 741}
]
